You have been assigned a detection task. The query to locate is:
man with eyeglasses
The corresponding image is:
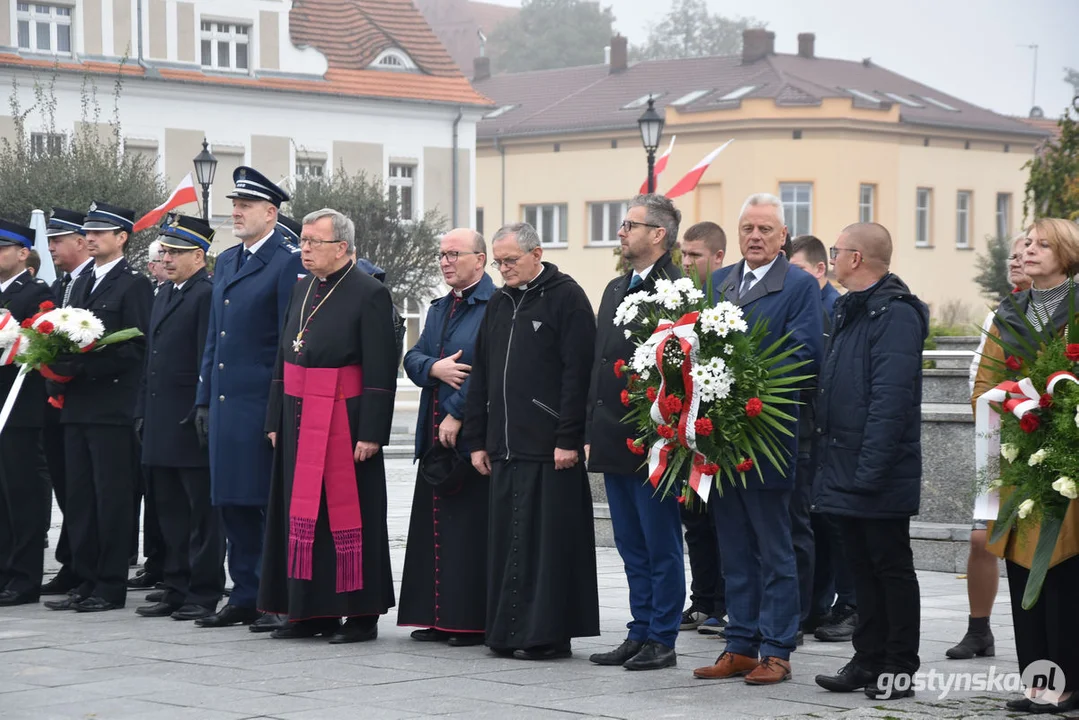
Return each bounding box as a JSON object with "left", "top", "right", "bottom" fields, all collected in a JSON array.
[
  {"left": 463, "top": 222, "right": 600, "bottom": 660},
  {"left": 398, "top": 228, "right": 494, "bottom": 646},
  {"left": 587, "top": 194, "right": 686, "bottom": 671}
]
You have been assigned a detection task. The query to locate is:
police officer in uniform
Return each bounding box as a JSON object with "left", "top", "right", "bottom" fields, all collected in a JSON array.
[
  {"left": 0, "top": 219, "right": 54, "bottom": 605},
  {"left": 194, "top": 167, "right": 304, "bottom": 629},
  {"left": 43, "top": 202, "right": 152, "bottom": 613},
  {"left": 135, "top": 215, "right": 224, "bottom": 620},
  {"left": 276, "top": 214, "right": 302, "bottom": 248}
]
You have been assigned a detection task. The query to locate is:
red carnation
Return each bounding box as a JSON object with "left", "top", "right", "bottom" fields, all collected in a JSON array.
[
  {"left": 38, "top": 300, "right": 55, "bottom": 311},
  {"left": 694, "top": 417, "right": 714, "bottom": 436},
  {"left": 626, "top": 438, "right": 646, "bottom": 455},
  {"left": 676, "top": 495, "right": 686, "bottom": 504},
  {"left": 37, "top": 320, "right": 55, "bottom": 335},
  {"left": 698, "top": 462, "right": 719, "bottom": 475},
  {"left": 629, "top": 374, "right": 640, "bottom": 385},
  {"left": 736, "top": 458, "right": 754, "bottom": 473},
  {"left": 657, "top": 424, "right": 675, "bottom": 439},
  {"left": 613, "top": 359, "right": 627, "bottom": 378},
  {"left": 620, "top": 389, "right": 631, "bottom": 407},
  {"left": 1019, "top": 413, "right": 1040, "bottom": 433},
  {"left": 20, "top": 318, "right": 33, "bottom": 328},
  {"left": 1005, "top": 355, "right": 1022, "bottom": 371},
  {"left": 664, "top": 395, "right": 684, "bottom": 414},
  {"left": 1039, "top": 393, "right": 1055, "bottom": 409},
  {"left": 646, "top": 387, "right": 658, "bottom": 403},
  {"left": 745, "top": 398, "right": 764, "bottom": 417},
  {"left": 1066, "top": 344, "right": 1079, "bottom": 362}
]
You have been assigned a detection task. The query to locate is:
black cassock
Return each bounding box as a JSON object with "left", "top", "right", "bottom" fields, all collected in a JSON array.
[{"left": 259, "top": 262, "right": 397, "bottom": 620}]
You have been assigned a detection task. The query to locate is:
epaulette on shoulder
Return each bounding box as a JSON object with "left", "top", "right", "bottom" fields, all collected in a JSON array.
[
  {"left": 287, "top": 244, "right": 300, "bottom": 254},
  {"left": 34, "top": 278, "right": 47, "bottom": 285},
  {"left": 131, "top": 269, "right": 140, "bottom": 275}
]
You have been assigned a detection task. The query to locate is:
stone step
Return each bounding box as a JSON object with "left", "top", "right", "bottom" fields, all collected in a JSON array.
[{"left": 922, "top": 369, "right": 971, "bottom": 404}]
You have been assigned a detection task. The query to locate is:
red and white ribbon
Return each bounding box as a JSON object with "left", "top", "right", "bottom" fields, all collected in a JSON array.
[{"left": 0, "top": 311, "right": 21, "bottom": 366}]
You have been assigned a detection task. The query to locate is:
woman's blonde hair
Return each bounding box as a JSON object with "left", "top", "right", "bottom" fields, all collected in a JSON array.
[{"left": 1027, "top": 218, "right": 1079, "bottom": 276}]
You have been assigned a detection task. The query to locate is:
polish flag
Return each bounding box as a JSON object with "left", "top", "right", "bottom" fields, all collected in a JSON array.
[
  {"left": 664, "top": 140, "right": 734, "bottom": 199},
  {"left": 639, "top": 136, "right": 676, "bottom": 194},
  {"left": 133, "top": 173, "right": 200, "bottom": 232}
]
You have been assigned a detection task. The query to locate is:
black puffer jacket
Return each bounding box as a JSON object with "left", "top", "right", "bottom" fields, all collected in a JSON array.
[{"left": 812, "top": 273, "right": 929, "bottom": 518}]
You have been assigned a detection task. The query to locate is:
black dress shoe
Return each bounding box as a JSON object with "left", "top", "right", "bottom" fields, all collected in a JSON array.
[
  {"left": 489, "top": 646, "right": 515, "bottom": 657},
  {"left": 0, "top": 589, "right": 39, "bottom": 606},
  {"left": 816, "top": 661, "right": 879, "bottom": 692},
  {"left": 329, "top": 619, "right": 378, "bottom": 644},
  {"left": 145, "top": 590, "right": 166, "bottom": 603},
  {"left": 126, "top": 572, "right": 161, "bottom": 590},
  {"left": 74, "top": 596, "right": 123, "bottom": 613},
  {"left": 815, "top": 605, "right": 857, "bottom": 642},
  {"left": 513, "top": 642, "right": 572, "bottom": 660},
  {"left": 194, "top": 604, "right": 260, "bottom": 628},
  {"left": 270, "top": 618, "right": 339, "bottom": 640},
  {"left": 410, "top": 628, "right": 452, "bottom": 642},
  {"left": 589, "top": 639, "right": 644, "bottom": 666},
  {"left": 44, "top": 594, "right": 84, "bottom": 611},
  {"left": 40, "top": 575, "right": 78, "bottom": 596},
  {"left": 135, "top": 601, "right": 181, "bottom": 617},
  {"left": 623, "top": 640, "right": 677, "bottom": 671},
  {"left": 249, "top": 613, "right": 286, "bottom": 633},
  {"left": 447, "top": 634, "right": 486, "bottom": 647},
  {"left": 172, "top": 604, "right": 216, "bottom": 621},
  {"left": 864, "top": 671, "right": 915, "bottom": 700},
  {"left": 1005, "top": 697, "right": 1033, "bottom": 712}
]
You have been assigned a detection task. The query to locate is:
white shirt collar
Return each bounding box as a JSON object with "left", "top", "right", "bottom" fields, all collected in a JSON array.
[
  {"left": 633, "top": 263, "right": 656, "bottom": 283},
  {"left": 245, "top": 229, "right": 275, "bottom": 257},
  {"left": 174, "top": 281, "right": 186, "bottom": 291},
  {"left": 0, "top": 269, "right": 28, "bottom": 293},
  {"left": 70, "top": 257, "right": 94, "bottom": 279},
  {"left": 93, "top": 256, "right": 124, "bottom": 282},
  {"left": 742, "top": 255, "right": 779, "bottom": 286}
]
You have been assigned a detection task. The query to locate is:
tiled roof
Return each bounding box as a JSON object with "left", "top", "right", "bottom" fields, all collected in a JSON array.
[
  {"left": 475, "top": 52, "right": 1048, "bottom": 140},
  {"left": 414, "top": 0, "right": 519, "bottom": 72}
]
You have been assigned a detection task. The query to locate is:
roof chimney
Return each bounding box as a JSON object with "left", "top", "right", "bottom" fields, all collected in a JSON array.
[
  {"left": 797, "top": 33, "right": 815, "bottom": 59},
  {"left": 609, "top": 34, "right": 627, "bottom": 73},
  {"left": 473, "top": 55, "right": 491, "bottom": 82},
  {"left": 741, "top": 29, "right": 775, "bottom": 64}
]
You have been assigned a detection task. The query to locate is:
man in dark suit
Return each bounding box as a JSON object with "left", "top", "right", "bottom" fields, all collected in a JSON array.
[
  {"left": 43, "top": 202, "right": 152, "bottom": 613},
  {"left": 586, "top": 194, "right": 685, "bottom": 671},
  {"left": 693, "top": 193, "right": 822, "bottom": 685},
  {"left": 39, "top": 209, "right": 95, "bottom": 596},
  {"left": 194, "top": 167, "right": 304, "bottom": 630},
  {"left": 0, "top": 219, "right": 55, "bottom": 605},
  {"left": 135, "top": 216, "right": 223, "bottom": 621}
]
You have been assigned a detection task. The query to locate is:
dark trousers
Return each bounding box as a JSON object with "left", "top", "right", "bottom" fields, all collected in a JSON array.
[
  {"left": 713, "top": 487, "right": 799, "bottom": 660},
  {"left": 680, "top": 500, "right": 724, "bottom": 617},
  {"left": 43, "top": 409, "right": 75, "bottom": 581},
  {"left": 220, "top": 505, "right": 265, "bottom": 609},
  {"left": 811, "top": 511, "right": 857, "bottom": 614},
  {"left": 1007, "top": 556, "right": 1079, "bottom": 691},
  {"left": 152, "top": 467, "right": 224, "bottom": 608},
  {"left": 133, "top": 462, "right": 165, "bottom": 576},
  {"left": 790, "top": 455, "right": 816, "bottom": 623},
  {"left": 0, "top": 429, "right": 49, "bottom": 595},
  {"left": 604, "top": 473, "right": 685, "bottom": 648},
  {"left": 64, "top": 424, "right": 136, "bottom": 605},
  {"left": 840, "top": 516, "right": 920, "bottom": 673}
]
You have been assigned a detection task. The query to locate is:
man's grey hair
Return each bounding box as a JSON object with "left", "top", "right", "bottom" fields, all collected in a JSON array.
[
  {"left": 739, "top": 193, "right": 786, "bottom": 227},
  {"left": 630, "top": 194, "right": 681, "bottom": 250},
  {"left": 492, "top": 222, "right": 540, "bottom": 252},
  {"left": 303, "top": 207, "right": 356, "bottom": 254},
  {"left": 472, "top": 230, "right": 486, "bottom": 255},
  {"left": 147, "top": 239, "right": 162, "bottom": 261}
]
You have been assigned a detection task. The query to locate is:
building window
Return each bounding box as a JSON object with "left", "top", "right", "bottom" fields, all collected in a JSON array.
[
  {"left": 956, "top": 191, "right": 972, "bottom": 249},
  {"left": 588, "top": 201, "right": 628, "bottom": 246},
  {"left": 916, "top": 187, "right": 932, "bottom": 247},
  {"left": 388, "top": 164, "right": 415, "bottom": 220},
  {"left": 859, "top": 184, "right": 875, "bottom": 223},
  {"left": 996, "top": 193, "right": 1012, "bottom": 239},
  {"left": 31, "top": 131, "right": 64, "bottom": 156},
  {"left": 200, "top": 21, "right": 250, "bottom": 71},
  {"left": 476, "top": 208, "right": 484, "bottom": 237},
  {"left": 17, "top": 3, "right": 72, "bottom": 54},
  {"left": 295, "top": 160, "right": 324, "bottom": 178},
  {"left": 523, "top": 204, "right": 568, "bottom": 247},
  {"left": 779, "top": 183, "right": 812, "bottom": 237}
]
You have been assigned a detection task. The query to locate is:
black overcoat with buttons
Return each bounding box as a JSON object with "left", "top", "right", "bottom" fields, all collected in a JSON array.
[{"left": 136, "top": 268, "right": 212, "bottom": 467}]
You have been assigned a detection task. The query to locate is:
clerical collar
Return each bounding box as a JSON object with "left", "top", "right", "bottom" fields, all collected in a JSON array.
[
  {"left": 317, "top": 260, "right": 354, "bottom": 284},
  {"left": 0, "top": 268, "right": 28, "bottom": 293},
  {"left": 452, "top": 277, "right": 482, "bottom": 299},
  {"left": 245, "top": 229, "right": 275, "bottom": 256},
  {"left": 518, "top": 266, "right": 545, "bottom": 291},
  {"left": 742, "top": 255, "right": 779, "bottom": 285}
]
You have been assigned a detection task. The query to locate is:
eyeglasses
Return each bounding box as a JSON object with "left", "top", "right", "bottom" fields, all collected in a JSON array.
[
  {"left": 491, "top": 256, "right": 524, "bottom": 269},
  {"left": 829, "top": 246, "right": 859, "bottom": 260},
  {"left": 620, "top": 220, "right": 661, "bottom": 233},
  {"left": 1008, "top": 253, "right": 1023, "bottom": 262},
  {"left": 160, "top": 248, "right": 195, "bottom": 257},
  {"left": 438, "top": 250, "right": 479, "bottom": 263},
  {"left": 298, "top": 238, "right": 344, "bottom": 247}
]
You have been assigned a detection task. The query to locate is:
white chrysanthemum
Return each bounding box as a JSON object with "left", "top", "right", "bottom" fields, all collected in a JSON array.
[
  {"left": 723, "top": 343, "right": 734, "bottom": 355},
  {"left": 1027, "top": 448, "right": 1049, "bottom": 467},
  {"left": 58, "top": 308, "right": 105, "bottom": 346},
  {"left": 673, "top": 277, "right": 695, "bottom": 293},
  {"left": 686, "top": 288, "right": 705, "bottom": 303},
  {"left": 1053, "top": 477, "right": 1078, "bottom": 500},
  {"left": 1074, "top": 404, "right": 1079, "bottom": 429},
  {"left": 613, "top": 294, "right": 645, "bottom": 326},
  {"left": 624, "top": 329, "right": 632, "bottom": 339},
  {"left": 691, "top": 366, "right": 708, "bottom": 381},
  {"left": 1017, "top": 499, "right": 1035, "bottom": 519},
  {"left": 1000, "top": 443, "right": 1019, "bottom": 463}
]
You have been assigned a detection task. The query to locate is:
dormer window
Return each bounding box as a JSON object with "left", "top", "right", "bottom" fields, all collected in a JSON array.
[
  {"left": 201, "top": 21, "right": 250, "bottom": 72},
  {"left": 370, "top": 48, "right": 417, "bottom": 72}
]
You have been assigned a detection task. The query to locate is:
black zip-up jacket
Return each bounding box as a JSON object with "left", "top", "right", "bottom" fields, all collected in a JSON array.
[{"left": 462, "top": 262, "right": 596, "bottom": 462}]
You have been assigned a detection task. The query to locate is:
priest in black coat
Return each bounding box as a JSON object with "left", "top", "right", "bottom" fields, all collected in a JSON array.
[{"left": 259, "top": 208, "right": 398, "bottom": 644}]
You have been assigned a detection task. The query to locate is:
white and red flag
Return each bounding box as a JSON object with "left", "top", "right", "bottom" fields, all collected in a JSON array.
[
  {"left": 639, "top": 136, "right": 676, "bottom": 194},
  {"left": 664, "top": 140, "right": 734, "bottom": 199},
  {"left": 133, "top": 173, "right": 199, "bottom": 232}
]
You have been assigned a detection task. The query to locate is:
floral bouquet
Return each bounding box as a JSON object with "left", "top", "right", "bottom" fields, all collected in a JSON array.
[
  {"left": 0, "top": 310, "right": 23, "bottom": 366},
  {"left": 615, "top": 277, "right": 811, "bottom": 503},
  {"left": 977, "top": 292, "right": 1079, "bottom": 609}
]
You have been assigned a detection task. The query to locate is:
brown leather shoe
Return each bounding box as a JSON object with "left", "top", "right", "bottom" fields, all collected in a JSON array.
[
  {"left": 693, "top": 651, "right": 759, "bottom": 679},
  {"left": 744, "top": 656, "right": 791, "bottom": 685}
]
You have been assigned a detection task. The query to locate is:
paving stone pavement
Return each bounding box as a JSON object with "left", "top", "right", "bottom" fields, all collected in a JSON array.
[{"left": 0, "top": 459, "right": 1071, "bottom": 719}]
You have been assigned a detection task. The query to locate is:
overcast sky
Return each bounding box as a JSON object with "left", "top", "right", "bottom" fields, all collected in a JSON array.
[{"left": 487, "top": 0, "right": 1078, "bottom": 119}]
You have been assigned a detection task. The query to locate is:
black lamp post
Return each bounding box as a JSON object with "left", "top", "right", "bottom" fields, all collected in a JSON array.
[
  {"left": 192, "top": 138, "right": 218, "bottom": 222},
  {"left": 637, "top": 96, "right": 664, "bottom": 194}
]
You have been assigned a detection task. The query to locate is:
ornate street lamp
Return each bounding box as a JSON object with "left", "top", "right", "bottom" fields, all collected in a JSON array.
[
  {"left": 637, "top": 96, "right": 664, "bottom": 194},
  {"left": 192, "top": 138, "right": 218, "bottom": 222}
]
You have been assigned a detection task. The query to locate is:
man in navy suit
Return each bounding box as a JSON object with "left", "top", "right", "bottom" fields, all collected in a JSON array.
[
  {"left": 693, "top": 193, "right": 822, "bottom": 685},
  {"left": 194, "top": 167, "right": 304, "bottom": 629}
]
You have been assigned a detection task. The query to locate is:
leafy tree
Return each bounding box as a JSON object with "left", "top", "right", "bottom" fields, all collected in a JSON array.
[
  {"left": 1023, "top": 98, "right": 1079, "bottom": 221},
  {"left": 633, "top": 0, "right": 762, "bottom": 61},
  {"left": 1066, "top": 67, "right": 1079, "bottom": 98},
  {"left": 288, "top": 169, "right": 445, "bottom": 305},
  {"left": 0, "top": 71, "right": 167, "bottom": 267},
  {"left": 488, "top": 0, "right": 615, "bottom": 73},
  {"left": 973, "top": 234, "right": 1014, "bottom": 302}
]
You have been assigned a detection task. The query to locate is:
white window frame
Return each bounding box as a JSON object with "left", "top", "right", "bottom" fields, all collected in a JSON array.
[
  {"left": 388, "top": 163, "right": 416, "bottom": 221},
  {"left": 956, "top": 190, "right": 972, "bottom": 249},
  {"left": 859, "top": 183, "right": 875, "bottom": 223},
  {"left": 16, "top": 3, "right": 72, "bottom": 55},
  {"left": 295, "top": 160, "right": 325, "bottom": 179},
  {"left": 369, "top": 48, "right": 417, "bottom": 72},
  {"left": 200, "top": 20, "right": 251, "bottom": 72},
  {"left": 779, "top": 182, "right": 813, "bottom": 237},
  {"left": 996, "top": 193, "right": 1012, "bottom": 239},
  {"left": 31, "top": 131, "right": 64, "bottom": 156},
  {"left": 523, "top": 204, "right": 568, "bottom": 247},
  {"left": 587, "top": 201, "right": 628, "bottom": 247},
  {"left": 916, "top": 187, "right": 932, "bottom": 247}
]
